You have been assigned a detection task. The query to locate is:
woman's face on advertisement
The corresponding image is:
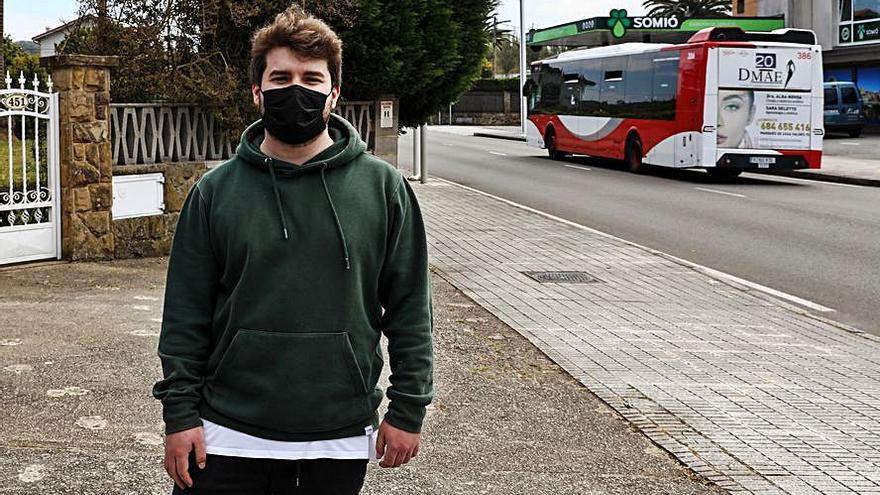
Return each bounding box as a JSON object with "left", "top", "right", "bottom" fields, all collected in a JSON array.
[{"left": 717, "top": 90, "right": 753, "bottom": 148}]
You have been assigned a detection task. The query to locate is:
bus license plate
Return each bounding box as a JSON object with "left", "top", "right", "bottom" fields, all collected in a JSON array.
[{"left": 750, "top": 157, "right": 776, "bottom": 168}]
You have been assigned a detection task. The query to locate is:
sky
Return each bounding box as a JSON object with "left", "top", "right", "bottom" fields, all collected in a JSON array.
[
  {"left": 494, "top": 0, "right": 648, "bottom": 37},
  {"left": 5, "top": 0, "right": 81, "bottom": 41},
  {"left": 4, "top": 0, "right": 649, "bottom": 42}
]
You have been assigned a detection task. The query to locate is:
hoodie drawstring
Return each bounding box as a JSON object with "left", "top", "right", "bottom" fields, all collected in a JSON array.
[
  {"left": 321, "top": 165, "right": 351, "bottom": 271},
  {"left": 266, "top": 158, "right": 290, "bottom": 240}
]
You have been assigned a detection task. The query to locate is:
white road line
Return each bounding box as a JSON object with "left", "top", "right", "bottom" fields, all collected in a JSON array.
[
  {"left": 433, "top": 177, "right": 836, "bottom": 314},
  {"left": 744, "top": 173, "right": 865, "bottom": 189},
  {"left": 564, "top": 164, "right": 592, "bottom": 171},
  {"left": 488, "top": 151, "right": 508, "bottom": 156},
  {"left": 695, "top": 187, "right": 747, "bottom": 198},
  {"left": 839, "top": 142, "right": 860, "bottom": 146}
]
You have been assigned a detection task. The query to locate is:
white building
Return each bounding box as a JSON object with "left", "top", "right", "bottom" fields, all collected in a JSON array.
[{"left": 32, "top": 16, "right": 95, "bottom": 58}]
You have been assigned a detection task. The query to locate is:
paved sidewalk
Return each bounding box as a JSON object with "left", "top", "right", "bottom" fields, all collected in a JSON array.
[
  {"left": 415, "top": 178, "right": 880, "bottom": 494},
  {"left": 436, "top": 125, "right": 880, "bottom": 186},
  {"left": 0, "top": 259, "right": 715, "bottom": 494}
]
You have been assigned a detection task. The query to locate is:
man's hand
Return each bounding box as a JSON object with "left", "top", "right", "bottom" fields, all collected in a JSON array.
[
  {"left": 375, "top": 421, "right": 421, "bottom": 468},
  {"left": 163, "top": 426, "right": 206, "bottom": 489}
]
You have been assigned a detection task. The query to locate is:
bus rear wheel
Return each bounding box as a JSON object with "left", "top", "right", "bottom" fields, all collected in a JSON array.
[
  {"left": 625, "top": 135, "right": 645, "bottom": 174},
  {"left": 546, "top": 129, "right": 566, "bottom": 160}
]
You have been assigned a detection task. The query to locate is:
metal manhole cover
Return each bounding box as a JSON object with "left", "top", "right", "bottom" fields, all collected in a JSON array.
[{"left": 522, "top": 271, "right": 602, "bottom": 284}]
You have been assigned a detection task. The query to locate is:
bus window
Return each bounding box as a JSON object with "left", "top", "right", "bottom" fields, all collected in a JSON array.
[
  {"left": 600, "top": 57, "right": 627, "bottom": 116},
  {"left": 652, "top": 56, "right": 680, "bottom": 120},
  {"left": 560, "top": 68, "right": 581, "bottom": 114},
  {"left": 537, "top": 64, "right": 562, "bottom": 114},
  {"left": 623, "top": 54, "right": 653, "bottom": 118},
  {"left": 578, "top": 61, "right": 602, "bottom": 116}
]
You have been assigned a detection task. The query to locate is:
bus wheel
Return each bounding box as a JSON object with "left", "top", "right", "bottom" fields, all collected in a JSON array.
[
  {"left": 707, "top": 169, "right": 742, "bottom": 181},
  {"left": 546, "top": 129, "right": 566, "bottom": 160},
  {"left": 625, "top": 135, "right": 645, "bottom": 174}
]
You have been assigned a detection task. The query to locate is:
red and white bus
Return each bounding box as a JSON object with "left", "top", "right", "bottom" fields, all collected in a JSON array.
[{"left": 523, "top": 27, "right": 824, "bottom": 178}]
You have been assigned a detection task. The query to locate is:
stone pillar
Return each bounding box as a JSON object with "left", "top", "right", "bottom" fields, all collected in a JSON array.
[
  {"left": 372, "top": 96, "right": 399, "bottom": 167},
  {"left": 42, "top": 55, "right": 118, "bottom": 261}
]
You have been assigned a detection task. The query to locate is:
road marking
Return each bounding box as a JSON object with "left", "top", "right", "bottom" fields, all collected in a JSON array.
[
  {"left": 564, "top": 164, "right": 592, "bottom": 171},
  {"left": 744, "top": 173, "right": 865, "bottom": 189},
  {"left": 488, "top": 151, "right": 507, "bottom": 156},
  {"left": 839, "top": 142, "right": 860, "bottom": 145},
  {"left": 695, "top": 187, "right": 747, "bottom": 198},
  {"left": 434, "top": 177, "right": 837, "bottom": 314}
]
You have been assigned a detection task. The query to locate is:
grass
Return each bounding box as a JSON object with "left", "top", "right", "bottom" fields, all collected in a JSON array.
[{"left": 0, "top": 132, "right": 50, "bottom": 198}]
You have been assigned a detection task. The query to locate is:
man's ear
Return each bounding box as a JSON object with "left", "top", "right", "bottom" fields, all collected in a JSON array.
[
  {"left": 330, "top": 85, "right": 341, "bottom": 109},
  {"left": 252, "top": 84, "right": 262, "bottom": 108}
]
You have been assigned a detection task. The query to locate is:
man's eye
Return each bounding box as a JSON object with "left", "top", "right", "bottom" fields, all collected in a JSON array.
[{"left": 725, "top": 104, "right": 740, "bottom": 112}]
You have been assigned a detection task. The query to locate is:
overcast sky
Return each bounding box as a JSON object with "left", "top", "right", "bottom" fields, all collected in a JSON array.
[
  {"left": 5, "top": 0, "right": 81, "bottom": 41},
  {"left": 494, "top": 0, "right": 648, "bottom": 37},
  {"left": 5, "top": 0, "right": 650, "bottom": 42}
]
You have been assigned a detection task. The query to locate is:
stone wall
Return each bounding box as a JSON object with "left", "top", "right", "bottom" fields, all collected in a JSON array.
[
  {"left": 43, "top": 55, "right": 118, "bottom": 261},
  {"left": 112, "top": 162, "right": 209, "bottom": 259}
]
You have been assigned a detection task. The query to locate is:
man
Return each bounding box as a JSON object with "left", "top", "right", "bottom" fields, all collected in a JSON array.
[{"left": 151, "top": 6, "right": 434, "bottom": 494}]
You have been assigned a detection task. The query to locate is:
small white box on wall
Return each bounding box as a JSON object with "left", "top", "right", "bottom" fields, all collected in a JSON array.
[{"left": 112, "top": 173, "right": 166, "bottom": 219}]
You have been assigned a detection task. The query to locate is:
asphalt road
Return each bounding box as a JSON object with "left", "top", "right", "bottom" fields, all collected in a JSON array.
[{"left": 400, "top": 128, "right": 880, "bottom": 336}]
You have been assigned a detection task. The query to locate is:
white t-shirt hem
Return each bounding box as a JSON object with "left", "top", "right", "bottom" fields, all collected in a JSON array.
[{"left": 201, "top": 418, "right": 379, "bottom": 463}]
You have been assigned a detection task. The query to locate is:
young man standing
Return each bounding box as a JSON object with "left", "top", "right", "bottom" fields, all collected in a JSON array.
[{"left": 151, "top": 7, "right": 433, "bottom": 494}]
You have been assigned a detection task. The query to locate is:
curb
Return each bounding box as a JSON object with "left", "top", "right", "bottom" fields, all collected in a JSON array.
[
  {"left": 472, "top": 132, "right": 527, "bottom": 142},
  {"left": 469, "top": 131, "right": 880, "bottom": 187},
  {"left": 758, "top": 169, "right": 880, "bottom": 187}
]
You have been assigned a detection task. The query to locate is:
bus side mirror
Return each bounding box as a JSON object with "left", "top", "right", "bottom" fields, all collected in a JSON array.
[{"left": 523, "top": 80, "right": 534, "bottom": 97}]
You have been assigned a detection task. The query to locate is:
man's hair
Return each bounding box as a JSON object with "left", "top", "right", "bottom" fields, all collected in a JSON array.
[{"left": 249, "top": 5, "right": 343, "bottom": 88}]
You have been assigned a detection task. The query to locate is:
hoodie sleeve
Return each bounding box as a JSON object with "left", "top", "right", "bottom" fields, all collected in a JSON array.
[
  {"left": 151, "top": 181, "right": 220, "bottom": 435},
  {"left": 378, "top": 176, "right": 434, "bottom": 433}
]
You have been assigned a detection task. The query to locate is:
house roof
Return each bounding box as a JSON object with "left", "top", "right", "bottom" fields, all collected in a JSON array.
[{"left": 32, "top": 15, "right": 96, "bottom": 43}]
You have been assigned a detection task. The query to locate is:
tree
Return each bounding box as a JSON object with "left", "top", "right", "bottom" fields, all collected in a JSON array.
[
  {"left": 62, "top": 0, "right": 496, "bottom": 134},
  {"left": 1, "top": 36, "right": 48, "bottom": 88},
  {"left": 495, "top": 36, "right": 519, "bottom": 76},
  {"left": 643, "top": 0, "right": 731, "bottom": 17}
]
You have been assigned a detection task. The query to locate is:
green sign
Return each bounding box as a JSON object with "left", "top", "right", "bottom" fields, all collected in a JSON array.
[
  {"left": 608, "top": 9, "right": 632, "bottom": 38},
  {"left": 527, "top": 11, "right": 785, "bottom": 45},
  {"left": 840, "top": 21, "right": 880, "bottom": 44}
]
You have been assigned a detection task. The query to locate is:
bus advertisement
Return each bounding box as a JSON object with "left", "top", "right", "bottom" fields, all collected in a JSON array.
[{"left": 523, "top": 27, "right": 825, "bottom": 178}]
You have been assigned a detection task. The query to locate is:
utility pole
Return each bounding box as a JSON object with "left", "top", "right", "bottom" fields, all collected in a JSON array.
[
  {"left": 519, "top": 0, "right": 527, "bottom": 134},
  {"left": 0, "top": 0, "right": 5, "bottom": 78}
]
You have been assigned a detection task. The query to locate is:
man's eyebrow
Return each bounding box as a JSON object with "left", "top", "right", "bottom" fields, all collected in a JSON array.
[
  {"left": 303, "top": 70, "right": 326, "bottom": 78},
  {"left": 722, "top": 95, "right": 744, "bottom": 101},
  {"left": 267, "top": 68, "right": 291, "bottom": 77}
]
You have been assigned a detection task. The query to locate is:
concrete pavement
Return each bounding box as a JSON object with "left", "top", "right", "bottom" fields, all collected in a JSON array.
[
  {"left": 0, "top": 258, "right": 716, "bottom": 494},
  {"left": 415, "top": 178, "right": 880, "bottom": 494}
]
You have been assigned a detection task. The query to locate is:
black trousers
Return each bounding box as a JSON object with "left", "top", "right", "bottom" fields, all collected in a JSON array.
[{"left": 170, "top": 451, "right": 368, "bottom": 495}]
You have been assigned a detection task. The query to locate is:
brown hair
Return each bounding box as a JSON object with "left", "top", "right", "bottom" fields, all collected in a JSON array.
[{"left": 249, "top": 5, "right": 343, "bottom": 88}]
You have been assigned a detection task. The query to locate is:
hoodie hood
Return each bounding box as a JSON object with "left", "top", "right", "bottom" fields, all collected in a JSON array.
[
  {"left": 237, "top": 112, "right": 368, "bottom": 175},
  {"left": 235, "top": 113, "right": 369, "bottom": 269}
]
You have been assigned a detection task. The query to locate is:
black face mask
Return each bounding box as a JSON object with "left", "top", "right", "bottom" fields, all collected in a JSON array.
[{"left": 260, "top": 84, "right": 331, "bottom": 145}]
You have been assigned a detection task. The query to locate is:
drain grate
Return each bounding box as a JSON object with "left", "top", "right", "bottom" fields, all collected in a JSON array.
[{"left": 522, "top": 271, "right": 602, "bottom": 284}]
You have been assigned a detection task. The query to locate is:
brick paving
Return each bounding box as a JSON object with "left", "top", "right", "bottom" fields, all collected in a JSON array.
[{"left": 415, "top": 179, "right": 880, "bottom": 494}]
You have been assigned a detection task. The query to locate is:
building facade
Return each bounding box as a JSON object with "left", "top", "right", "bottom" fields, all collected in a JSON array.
[{"left": 736, "top": 0, "right": 880, "bottom": 125}]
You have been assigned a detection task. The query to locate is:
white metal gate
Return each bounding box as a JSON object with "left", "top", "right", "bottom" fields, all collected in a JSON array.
[{"left": 0, "top": 72, "right": 61, "bottom": 265}]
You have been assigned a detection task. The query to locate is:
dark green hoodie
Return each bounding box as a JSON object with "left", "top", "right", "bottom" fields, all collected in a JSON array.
[{"left": 152, "top": 113, "right": 433, "bottom": 441}]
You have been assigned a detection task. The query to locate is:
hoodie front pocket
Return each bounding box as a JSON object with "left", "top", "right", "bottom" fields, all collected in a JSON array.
[{"left": 208, "top": 329, "right": 370, "bottom": 433}]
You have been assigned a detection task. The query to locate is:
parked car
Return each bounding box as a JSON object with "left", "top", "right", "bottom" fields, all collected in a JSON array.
[{"left": 824, "top": 81, "right": 867, "bottom": 137}]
